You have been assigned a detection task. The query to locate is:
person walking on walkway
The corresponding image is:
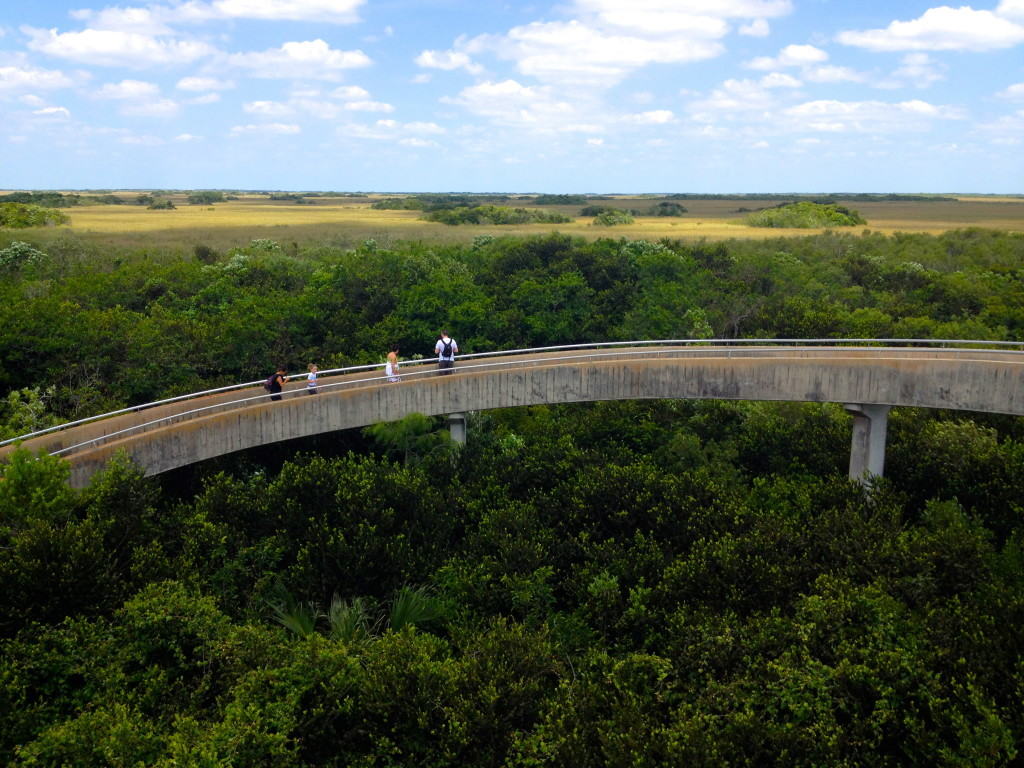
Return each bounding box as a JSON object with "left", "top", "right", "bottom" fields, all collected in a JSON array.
[
  {"left": 386, "top": 345, "right": 401, "bottom": 382},
  {"left": 266, "top": 366, "right": 287, "bottom": 401},
  {"left": 306, "top": 363, "right": 319, "bottom": 395},
  {"left": 435, "top": 331, "right": 458, "bottom": 375}
]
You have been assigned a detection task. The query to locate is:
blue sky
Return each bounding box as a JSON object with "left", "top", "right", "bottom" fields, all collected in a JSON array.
[{"left": 1, "top": 0, "right": 1022, "bottom": 192}]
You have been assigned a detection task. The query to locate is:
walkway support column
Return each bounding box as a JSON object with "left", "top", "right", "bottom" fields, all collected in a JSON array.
[
  {"left": 447, "top": 413, "right": 467, "bottom": 446},
  {"left": 844, "top": 404, "right": 890, "bottom": 484}
]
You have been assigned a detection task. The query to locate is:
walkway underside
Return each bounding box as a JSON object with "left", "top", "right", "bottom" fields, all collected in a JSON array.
[{"left": 3, "top": 346, "right": 1022, "bottom": 487}]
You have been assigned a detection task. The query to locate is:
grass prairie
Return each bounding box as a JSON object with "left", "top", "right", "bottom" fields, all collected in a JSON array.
[{"left": 10, "top": 193, "right": 1024, "bottom": 251}]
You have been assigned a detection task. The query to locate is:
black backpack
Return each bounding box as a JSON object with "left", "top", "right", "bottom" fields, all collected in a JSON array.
[
  {"left": 263, "top": 373, "right": 277, "bottom": 391},
  {"left": 440, "top": 338, "right": 453, "bottom": 358}
]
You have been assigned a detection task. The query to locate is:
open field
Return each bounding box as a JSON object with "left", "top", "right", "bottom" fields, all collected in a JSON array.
[{"left": 7, "top": 193, "right": 1024, "bottom": 251}]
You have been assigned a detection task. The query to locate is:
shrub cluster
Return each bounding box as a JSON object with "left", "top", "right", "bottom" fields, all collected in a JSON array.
[
  {"left": 745, "top": 201, "right": 867, "bottom": 228},
  {"left": 424, "top": 205, "right": 573, "bottom": 225},
  {"left": 0, "top": 203, "right": 69, "bottom": 228}
]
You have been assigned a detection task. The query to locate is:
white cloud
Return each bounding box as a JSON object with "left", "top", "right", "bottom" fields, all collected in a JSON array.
[
  {"left": 229, "top": 123, "right": 301, "bottom": 136},
  {"left": 468, "top": 20, "right": 724, "bottom": 86},
  {"left": 203, "top": 0, "right": 364, "bottom": 24},
  {"left": 120, "top": 134, "right": 163, "bottom": 145},
  {"left": 760, "top": 72, "right": 802, "bottom": 88},
  {"left": 998, "top": 0, "right": 1024, "bottom": 19},
  {"left": 837, "top": 7, "right": 1024, "bottom": 52},
  {"left": 121, "top": 97, "right": 179, "bottom": 116},
  {"left": 689, "top": 78, "right": 777, "bottom": 116},
  {"left": 587, "top": 137, "right": 604, "bottom": 145},
  {"left": 344, "top": 100, "right": 394, "bottom": 112},
  {"left": 23, "top": 26, "right": 216, "bottom": 67},
  {"left": 624, "top": 109, "right": 675, "bottom": 124},
  {"left": 86, "top": 0, "right": 367, "bottom": 26},
  {"left": 432, "top": 0, "right": 796, "bottom": 92},
  {"left": 751, "top": 140, "right": 769, "bottom": 148},
  {"left": 244, "top": 100, "right": 293, "bottom": 116},
  {"left": 289, "top": 97, "right": 343, "bottom": 119},
  {"left": 415, "top": 49, "right": 482, "bottom": 74},
  {"left": 399, "top": 137, "right": 437, "bottom": 147},
  {"left": 404, "top": 121, "right": 446, "bottom": 134},
  {"left": 888, "top": 52, "right": 945, "bottom": 88},
  {"left": 95, "top": 79, "right": 159, "bottom": 99},
  {"left": 747, "top": 44, "right": 828, "bottom": 70},
  {"left": 174, "top": 133, "right": 202, "bottom": 141},
  {"left": 20, "top": 94, "right": 46, "bottom": 107},
  {"left": 784, "top": 98, "right": 964, "bottom": 132},
  {"left": 442, "top": 79, "right": 583, "bottom": 130},
  {"left": 411, "top": 73, "right": 432, "bottom": 84},
  {"left": 176, "top": 76, "right": 234, "bottom": 91},
  {"left": 997, "top": 82, "right": 1024, "bottom": 99},
  {"left": 802, "top": 65, "right": 866, "bottom": 83},
  {"left": 572, "top": 0, "right": 794, "bottom": 28},
  {"left": 331, "top": 85, "right": 370, "bottom": 100},
  {"left": 740, "top": 19, "right": 771, "bottom": 36},
  {"left": 69, "top": 6, "right": 172, "bottom": 35},
  {"left": 974, "top": 108, "right": 1024, "bottom": 143},
  {"left": 187, "top": 92, "right": 220, "bottom": 104},
  {"left": 32, "top": 106, "right": 70, "bottom": 118},
  {"left": 0, "top": 65, "right": 74, "bottom": 92},
  {"left": 225, "top": 39, "right": 371, "bottom": 79}
]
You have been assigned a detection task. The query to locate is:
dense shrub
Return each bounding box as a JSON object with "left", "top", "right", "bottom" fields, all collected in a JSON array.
[
  {"left": 424, "top": 205, "right": 572, "bottom": 225},
  {"left": 593, "top": 209, "right": 635, "bottom": 226},
  {"left": 0, "top": 203, "right": 69, "bottom": 228},
  {"left": 745, "top": 201, "right": 866, "bottom": 228}
]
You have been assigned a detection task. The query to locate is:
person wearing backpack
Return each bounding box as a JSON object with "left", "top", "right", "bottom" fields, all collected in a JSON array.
[
  {"left": 434, "top": 331, "right": 458, "bottom": 375},
  {"left": 264, "top": 366, "right": 287, "bottom": 401}
]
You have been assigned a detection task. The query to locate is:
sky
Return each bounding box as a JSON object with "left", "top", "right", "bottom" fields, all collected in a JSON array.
[{"left": 1, "top": 0, "right": 1022, "bottom": 193}]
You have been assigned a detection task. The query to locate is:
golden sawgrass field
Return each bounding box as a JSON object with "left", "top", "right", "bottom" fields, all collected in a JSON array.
[{"left": 12, "top": 193, "right": 1024, "bottom": 251}]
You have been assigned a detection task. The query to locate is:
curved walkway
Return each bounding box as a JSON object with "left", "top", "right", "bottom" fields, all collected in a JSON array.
[{"left": 2, "top": 342, "right": 1023, "bottom": 487}]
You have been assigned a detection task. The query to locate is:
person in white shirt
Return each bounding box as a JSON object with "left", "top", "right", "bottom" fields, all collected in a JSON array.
[
  {"left": 306, "top": 363, "right": 318, "bottom": 394},
  {"left": 434, "top": 331, "right": 458, "bottom": 375},
  {"left": 386, "top": 345, "right": 401, "bottom": 382}
]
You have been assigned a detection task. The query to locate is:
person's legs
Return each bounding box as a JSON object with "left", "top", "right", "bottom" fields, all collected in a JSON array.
[{"left": 439, "top": 359, "right": 454, "bottom": 375}]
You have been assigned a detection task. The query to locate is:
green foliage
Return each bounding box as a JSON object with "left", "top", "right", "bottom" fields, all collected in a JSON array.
[
  {"left": 594, "top": 208, "right": 635, "bottom": 226},
  {"left": 147, "top": 199, "right": 176, "bottom": 210},
  {"left": 363, "top": 412, "right": 457, "bottom": 466},
  {"left": 649, "top": 201, "right": 687, "bottom": 216},
  {"left": 0, "top": 241, "right": 48, "bottom": 272},
  {"left": 533, "top": 194, "right": 588, "bottom": 205},
  {"left": 0, "top": 203, "right": 69, "bottom": 228},
  {"left": 186, "top": 190, "right": 226, "bottom": 205},
  {"left": 0, "top": 191, "right": 79, "bottom": 208},
  {"left": 745, "top": 201, "right": 867, "bottom": 228},
  {"left": 2, "top": 225, "right": 1024, "bottom": 765},
  {"left": 0, "top": 386, "right": 60, "bottom": 441},
  {"left": 389, "top": 585, "right": 445, "bottom": 632},
  {"left": 424, "top": 205, "right": 573, "bottom": 225},
  {"left": 371, "top": 196, "right": 426, "bottom": 210}
]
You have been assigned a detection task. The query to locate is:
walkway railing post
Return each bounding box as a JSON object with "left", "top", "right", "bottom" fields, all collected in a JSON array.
[
  {"left": 447, "top": 413, "right": 467, "bottom": 445},
  {"left": 844, "top": 404, "right": 890, "bottom": 485}
]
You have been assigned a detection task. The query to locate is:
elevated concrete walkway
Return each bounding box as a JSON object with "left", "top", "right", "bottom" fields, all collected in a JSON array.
[{"left": 2, "top": 345, "right": 1022, "bottom": 487}]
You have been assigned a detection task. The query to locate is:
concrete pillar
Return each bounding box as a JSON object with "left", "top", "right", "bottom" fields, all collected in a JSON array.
[
  {"left": 844, "top": 404, "right": 890, "bottom": 484},
  {"left": 447, "top": 412, "right": 467, "bottom": 445}
]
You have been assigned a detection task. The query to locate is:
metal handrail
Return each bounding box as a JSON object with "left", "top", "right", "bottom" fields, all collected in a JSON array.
[
  {"left": 29, "top": 342, "right": 1024, "bottom": 459},
  {"left": 3, "top": 338, "right": 1023, "bottom": 450}
]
